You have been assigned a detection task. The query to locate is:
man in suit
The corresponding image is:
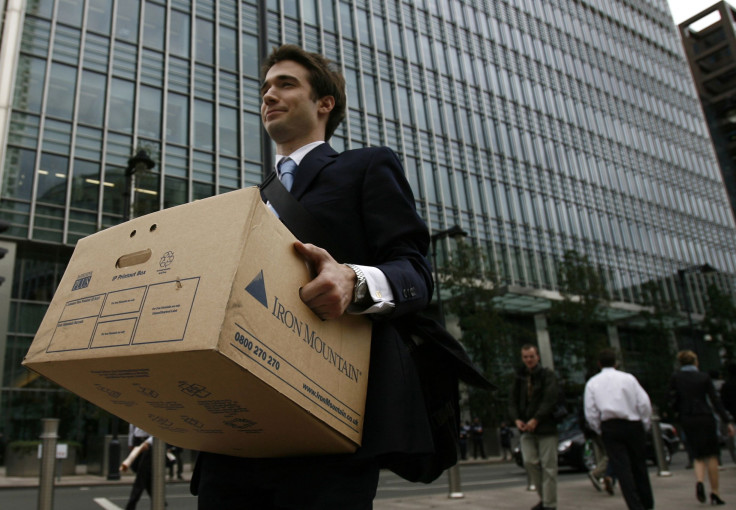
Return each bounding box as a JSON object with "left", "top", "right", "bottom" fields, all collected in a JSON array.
[{"left": 191, "top": 44, "right": 435, "bottom": 509}]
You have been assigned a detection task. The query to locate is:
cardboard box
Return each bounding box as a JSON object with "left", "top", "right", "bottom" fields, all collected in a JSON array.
[{"left": 23, "top": 187, "right": 372, "bottom": 457}]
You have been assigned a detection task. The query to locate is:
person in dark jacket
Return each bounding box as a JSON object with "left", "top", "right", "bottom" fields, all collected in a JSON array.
[
  {"left": 670, "top": 350, "right": 734, "bottom": 505},
  {"left": 190, "top": 44, "right": 435, "bottom": 510},
  {"left": 720, "top": 362, "right": 736, "bottom": 463},
  {"left": 509, "top": 344, "right": 559, "bottom": 510}
]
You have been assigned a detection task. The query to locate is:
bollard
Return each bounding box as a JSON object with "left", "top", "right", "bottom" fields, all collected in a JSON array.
[
  {"left": 151, "top": 437, "right": 167, "bottom": 510},
  {"left": 38, "top": 418, "right": 59, "bottom": 510},
  {"left": 651, "top": 413, "right": 671, "bottom": 477},
  {"left": 447, "top": 463, "right": 464, "bottom": 499},
  {"left": 107, "top": 417, "right": 121, "bottom": 480}
]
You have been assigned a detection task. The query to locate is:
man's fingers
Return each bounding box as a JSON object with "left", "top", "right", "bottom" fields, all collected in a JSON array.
[{"left": 294, "top": 241, "right": 331, "bottom": 267}]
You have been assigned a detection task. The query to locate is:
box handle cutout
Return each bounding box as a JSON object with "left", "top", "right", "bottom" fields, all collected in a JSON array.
[{"left": 116, "top": 249, "right": 152, "bottom": 268}]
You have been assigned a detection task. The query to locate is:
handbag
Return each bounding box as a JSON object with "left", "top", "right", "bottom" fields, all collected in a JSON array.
[{"left": 259, "top": 174, "right": 494, "bottom": 482}]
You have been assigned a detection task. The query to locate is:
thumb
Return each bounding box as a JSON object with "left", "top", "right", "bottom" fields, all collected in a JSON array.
[{"left": 293, "top": 241, "right": 331, "bottom": 270}]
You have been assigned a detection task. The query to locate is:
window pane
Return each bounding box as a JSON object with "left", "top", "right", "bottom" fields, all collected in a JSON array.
[
  {"left": 78, "top": 71, "right": 106, "bottom": 126},
  {"left": 164, "top": 176, "right": 187, "bottom": 208},
  {"left": 87, "top": 0, "right": 112, "bottom": 34},
  {"left": 166, "top": 92, "right": 189, "bottom": 146},
  {"left": 219, "top": 106, "right": 238, "bottom": 156},
  {"left": 46, "top": 63, "right": 76, "bottom": 120},
  {"left": 143, "top": 2, "right": 165, "bottom": 51},
  {"left": 37, "top": 153, "right": 68, "bottom": 205},
  {"left": 57, "top": 0, "right": 83, "bottom": 26},
  {"left": 2, "top": 147, "right": 35, "bottom": 200},
  {"left": 71, "top": 159, "right": 100, "bottom": 211},
  {"left": 193, "top": 100, "right": 213, "bottom": 150},
  {"left": 170, "top": 10, "right": 190, "bottom": 58},
  {"left": 242, "top": 33, "right": 258, "bottom": 77},
  {"left": 195, "top": 18, "right": 213, "bottom": 64},
  {"left": 138, "top": 85, "right": 162, "bottom": 138},
  {"left": 13, "top": 56, "right": 45, "bottom": 113},
  {"left": 219, "top": 26, "right": 237, "bottom": 70},
  {"left": 243, "top": 112, "right": 260, "bottom": 161},
  {"left": 116, "top": 0, "right": 140, "bottom": 43},
  {"left": 108, "top": 79, "right": 134, "bottom": 133}
]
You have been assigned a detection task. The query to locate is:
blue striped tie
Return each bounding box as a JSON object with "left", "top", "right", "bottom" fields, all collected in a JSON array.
[{"left": 278, "top": 158, "right": 297, "bottom": 192}]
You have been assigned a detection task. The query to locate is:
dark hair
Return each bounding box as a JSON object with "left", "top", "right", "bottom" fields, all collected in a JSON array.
[
  {"left": 520, "top": 344, "right": 538, "bottom": 354},
  {"left": 598, "top": 348, "right": 617, "bottom": 368},
  {"left": 677, "top": 350, "right": 697, "bottom": 367},
  {"left": 262, "top": 44, "right": 346, "bottom": 140}
]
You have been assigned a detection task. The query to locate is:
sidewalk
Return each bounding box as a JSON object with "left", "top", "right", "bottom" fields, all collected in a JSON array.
[
  {"left": 374, "top": 462, "right": 736, "bottom": 510},
  {"left": 1, "top": 457, "right": 733, "bottom": 510}
]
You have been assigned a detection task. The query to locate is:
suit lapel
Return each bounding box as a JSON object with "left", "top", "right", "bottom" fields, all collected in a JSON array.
[{"left": 291, "top": 143, "right": 338, "bottom": 199}]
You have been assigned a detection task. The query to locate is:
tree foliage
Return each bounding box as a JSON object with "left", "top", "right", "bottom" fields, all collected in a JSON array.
[
  {"left": 548, "top": 250, "right": 609, "bottom": 387},
  {"left": 440, "top": 240, "right": 534, "bottom": 424},
  {"left": 703, "top": 282, "right": 736, "bottom": 362}
]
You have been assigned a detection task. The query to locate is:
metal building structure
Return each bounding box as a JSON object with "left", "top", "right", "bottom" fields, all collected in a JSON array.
[
  {"left": 0, "top": 0, "right": 735, "bottom": 440},
  {"left": 680, "top": 1, "right": 736, "bottom": 226}
]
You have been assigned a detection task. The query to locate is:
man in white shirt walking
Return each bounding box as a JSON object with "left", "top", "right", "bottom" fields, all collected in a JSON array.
[{"left": 584, "top": 348, "right": 654, "bottom": 510}]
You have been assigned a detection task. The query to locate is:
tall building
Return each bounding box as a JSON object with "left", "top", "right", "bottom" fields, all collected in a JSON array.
[
  {"left": 1, "top": 0, "right": 735, "bottom": 442},
  {"left": 679, "top": 1, "right": 736, "bottom": 224}
]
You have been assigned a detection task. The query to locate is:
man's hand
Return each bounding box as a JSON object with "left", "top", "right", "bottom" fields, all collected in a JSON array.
[
  {"left": 525, "top": 418, "right": 538, "bottom": 432},
  {"left": 294, "top": 241, "right": 355, "bottom": 320},
  {"left": 515, "top": 419, "right": 526, "bottom": 431}
]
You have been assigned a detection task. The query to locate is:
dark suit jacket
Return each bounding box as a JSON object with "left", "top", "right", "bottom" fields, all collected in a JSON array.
[
  {"left": 191, "top": 144, "right": 440, "bottom": 503},
  {"left": 291, "top": 143, "right": 435, "bottom": 459},
  {"left": 670, "top": 369, "right": 731, "bottom": 422}
]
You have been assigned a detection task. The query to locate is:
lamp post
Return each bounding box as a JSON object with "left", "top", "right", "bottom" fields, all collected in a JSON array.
[
  {"left": 676, "top": 264, "right": 716, "bottom": 359},
  {"left": 123, "top": 149, "right": 156, "bottom": 222},
  {"left": 429, "top": 224, "right": 468, "bottom": 499},
  {"left": 430, "top": 225, "right": 468, "bottom": 327}
]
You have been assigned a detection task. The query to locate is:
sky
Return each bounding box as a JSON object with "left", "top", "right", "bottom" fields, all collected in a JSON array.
[{"left": 667, "top": 0, "right": 736, "bottom": 23}]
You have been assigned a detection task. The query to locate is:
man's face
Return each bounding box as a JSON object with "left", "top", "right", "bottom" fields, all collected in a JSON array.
[
  {"left": 521, "top": 348, "right": 539, "bottom": 371},
  {"left": 260, "top": 60, "right": 328, "bottom": 148}
]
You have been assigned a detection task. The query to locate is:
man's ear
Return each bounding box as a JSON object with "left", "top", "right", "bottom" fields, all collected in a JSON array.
[{"left": 318, "top": 95, "right": 335, "bottom": 113}]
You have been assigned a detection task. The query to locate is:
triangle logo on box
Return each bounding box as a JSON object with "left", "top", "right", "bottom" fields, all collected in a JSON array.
[{"left": 245, "top": 270, "right": 268, "bottom": 308}]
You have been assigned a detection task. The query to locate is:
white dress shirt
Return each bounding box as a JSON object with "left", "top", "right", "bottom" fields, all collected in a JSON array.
[
  {"left": 274, "top": 142, "right": 395, "bottom": 314},
  {"left": 584, "top": 367, "right": 652, "bottom": 435}
]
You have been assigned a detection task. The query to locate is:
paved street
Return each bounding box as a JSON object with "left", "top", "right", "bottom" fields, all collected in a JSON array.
[{"left": 0, "top": 451, "right": 734, "bottom": 509}]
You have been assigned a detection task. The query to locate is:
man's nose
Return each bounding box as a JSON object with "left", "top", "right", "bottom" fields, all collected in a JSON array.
[{"left": 262, "top": 87, "right": 277, "bottom": 104}]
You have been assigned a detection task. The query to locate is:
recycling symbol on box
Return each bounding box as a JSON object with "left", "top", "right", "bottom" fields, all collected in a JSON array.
[{"left": 159, "top": 251, "right": 175, "bottom": 268}]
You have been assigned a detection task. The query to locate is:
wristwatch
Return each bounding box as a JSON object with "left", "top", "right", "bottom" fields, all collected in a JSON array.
[{"left": 345, "top": 263, "right": 368, "bottom": 304}]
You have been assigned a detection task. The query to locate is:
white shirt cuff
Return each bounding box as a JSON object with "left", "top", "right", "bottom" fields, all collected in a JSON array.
[{"left": 347, "top": 265, "right": 395, "bottom": 315}]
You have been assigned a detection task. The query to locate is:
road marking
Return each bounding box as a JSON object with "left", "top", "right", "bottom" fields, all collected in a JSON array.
[
  {"left": 93, "top": 497, "right": 123, "bottom": 510},
  {"left": 378, "top": 476, "right": 522, "bottom": 492}
]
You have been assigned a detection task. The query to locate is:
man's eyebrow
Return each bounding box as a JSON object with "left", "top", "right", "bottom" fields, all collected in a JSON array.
[{"left": 260, "top": 74, "right": 299, "bottom": 94}]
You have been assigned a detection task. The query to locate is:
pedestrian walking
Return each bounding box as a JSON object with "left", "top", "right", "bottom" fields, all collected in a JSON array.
[
  {"left": 670, "top": 350, "right": 734, "bottom": 505},
  {"left": 584, "top": 348, "right": 654, "bottom": 510},
  {"left": 121, "top": 427, "right": 153, "bottom": 510}
]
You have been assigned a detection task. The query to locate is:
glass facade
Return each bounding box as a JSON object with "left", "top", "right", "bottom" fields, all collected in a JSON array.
[{"left": 1, "top": 0, "right": 736, "bottom": 440}]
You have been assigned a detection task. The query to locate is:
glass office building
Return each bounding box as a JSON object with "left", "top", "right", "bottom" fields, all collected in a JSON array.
[{"left": 1, "top": 0, "right": 736, "bottom": 441}]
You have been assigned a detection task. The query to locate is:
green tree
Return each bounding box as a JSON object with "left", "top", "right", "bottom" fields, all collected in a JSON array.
[
  {"left": 703, "top": 282, "right": 736, "bottom": 362},
  {"left": 441, "top": 240, "right": 533, "bottom": 425},
  {"left": 635, "top": 281, "right": 678, "bottom": 414},
  {"left": 548, "top": 250, "right": 609, "bottom": 389}
]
